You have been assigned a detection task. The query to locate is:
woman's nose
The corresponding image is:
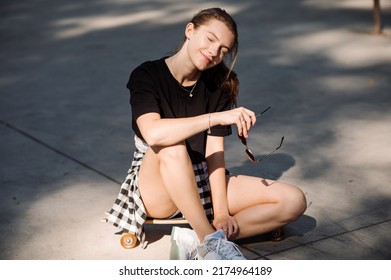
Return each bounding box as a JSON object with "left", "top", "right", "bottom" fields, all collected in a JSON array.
[{"left": 208, "top": 45, "right": 219, "bottom": 57}]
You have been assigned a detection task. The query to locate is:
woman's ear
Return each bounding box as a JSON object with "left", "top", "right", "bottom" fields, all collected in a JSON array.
[{"left": 185, "top": 22, "right": 195, "bottom": 40}]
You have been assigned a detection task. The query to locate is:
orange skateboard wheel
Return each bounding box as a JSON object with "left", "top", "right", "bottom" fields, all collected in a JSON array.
[
  {"left": 270, "top": 227, "right": 285, "bottom": 242},
  {"left": 120, "top": 232, "right": 138, "bottom": 249}
]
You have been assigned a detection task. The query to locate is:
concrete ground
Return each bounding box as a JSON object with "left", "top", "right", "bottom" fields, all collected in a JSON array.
[{"left": 1, "top": 0, "right": 391, "bottom": 260}]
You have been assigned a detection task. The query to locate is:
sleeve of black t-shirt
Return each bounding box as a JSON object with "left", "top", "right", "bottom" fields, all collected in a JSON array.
[{"left": 128, "top": 62, "right": 161, "bottom": 121}]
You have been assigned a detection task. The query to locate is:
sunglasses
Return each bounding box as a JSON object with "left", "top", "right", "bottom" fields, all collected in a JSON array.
[{"left": 238, "top": 106, "right": 284, "bottom": 163}]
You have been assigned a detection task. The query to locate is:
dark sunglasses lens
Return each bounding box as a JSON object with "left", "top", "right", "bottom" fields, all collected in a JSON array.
[{"left": 245, "top": 148, "right": 256, "bottom": 162}]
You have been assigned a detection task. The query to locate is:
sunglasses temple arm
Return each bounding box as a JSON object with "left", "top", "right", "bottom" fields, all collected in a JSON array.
[
  {"left": 276, "top": 136, "right": 284, "bottom": 149},
  {"left": 256, "top": 136, "right": 284, "bottom": 163},
  {"left": 255, "top": 106, "right": 271, "bottom": 117}
]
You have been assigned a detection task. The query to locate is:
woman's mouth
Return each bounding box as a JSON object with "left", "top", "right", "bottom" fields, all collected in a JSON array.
[{"left": 201, "top": 52, "right": 212, "bottom": 63}]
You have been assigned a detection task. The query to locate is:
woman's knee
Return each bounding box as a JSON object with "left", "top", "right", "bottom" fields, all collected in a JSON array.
[
  {"left": 283, "top": 185, "right": 307, "bottom": 222},
  {"left": 153, "top": 142, "right": 189, "bottom": 164}
]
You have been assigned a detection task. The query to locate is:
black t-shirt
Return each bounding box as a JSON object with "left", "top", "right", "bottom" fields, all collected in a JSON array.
[{"left": 128, "top": 58, "right": 233, "bottom": 164}]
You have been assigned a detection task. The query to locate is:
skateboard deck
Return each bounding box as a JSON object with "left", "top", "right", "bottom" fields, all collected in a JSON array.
[
  {"left": 103, "top": 212, "right": 284, "bottom": 249},
  {"left": 102, "top": 212, "right": 188, "bottom": 249}
]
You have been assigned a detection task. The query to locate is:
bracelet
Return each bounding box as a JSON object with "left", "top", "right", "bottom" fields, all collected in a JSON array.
[{"left": 207, "top": 113, "right": 211, "bottom": 134}]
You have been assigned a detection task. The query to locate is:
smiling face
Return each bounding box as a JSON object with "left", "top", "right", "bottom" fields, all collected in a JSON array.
[{"left": 185, "top": 19, "right": 235, "bottom": 71}]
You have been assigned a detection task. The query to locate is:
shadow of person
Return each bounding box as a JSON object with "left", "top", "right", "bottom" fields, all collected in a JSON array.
[
  {"left": 236, "top": 215, "right": 317, "bottom": 246},
  {"left": 228, "top": 152, "right": 296, "bottom": 180},
  {"left": 284, "top": 214, "right": 317, "bottom": 237},
  {"left": 142, "top": 223, "right": 193, "bottom": 247}
]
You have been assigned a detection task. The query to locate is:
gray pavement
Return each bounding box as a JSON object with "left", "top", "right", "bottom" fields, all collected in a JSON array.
[{"left": 1, "top": 0, "right": 391, "bottom": 260}]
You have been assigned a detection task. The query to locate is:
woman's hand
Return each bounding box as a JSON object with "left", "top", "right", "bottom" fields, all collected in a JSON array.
[
  {"left": 212, "top": 214, "right": 240, "bottom": 240},
  {"left": 212, "top": 107, "right": 256, "bottom": 138}
]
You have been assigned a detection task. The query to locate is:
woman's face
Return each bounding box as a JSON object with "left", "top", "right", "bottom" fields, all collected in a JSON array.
[{"left": 186, "top": 19, "right": 235, "bottom": 71}]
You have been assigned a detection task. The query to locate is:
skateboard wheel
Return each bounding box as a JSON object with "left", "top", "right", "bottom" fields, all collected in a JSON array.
[
  {"left": 270, "top": 227, "right": 285, "bottom": 242},
  {"left": 120, "top": 233, "right": 138, "bottom": 249}
]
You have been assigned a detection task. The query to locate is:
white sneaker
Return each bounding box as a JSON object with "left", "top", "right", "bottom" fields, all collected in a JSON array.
[
  {"left": 197, "top": 230, "right": 246, "bottom": 260},
  {"left": 170, "top": 226, "right": 199, "bottom": 260}
]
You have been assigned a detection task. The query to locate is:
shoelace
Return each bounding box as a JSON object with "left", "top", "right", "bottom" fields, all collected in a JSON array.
[
  {"left": 213, "top": 237, "right": 244, "bottom": 259},
  {"left": 186, "top": 247, "right": 198, "bottom": 260}
]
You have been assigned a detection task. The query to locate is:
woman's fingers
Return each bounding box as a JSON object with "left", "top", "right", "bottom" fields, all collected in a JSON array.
[
  {"left": 227, "top": 221, "right": 239, "bottom": 239},
  {"left": 237, "top": 117, "right": 247, "bottom": 137},
  {"left": 215, "top": 217, "right": 240, "bottom": 240},
  {"left": 236, "top": 107, "right": 256, "bottom": 137}
]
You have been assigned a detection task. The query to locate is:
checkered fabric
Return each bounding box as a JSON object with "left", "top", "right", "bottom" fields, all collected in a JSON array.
[
  {"left": 106, "top": 148, "right": 147, "bottom": 246},
  {"left": 106, "top": 138, "right": 214, "bottom": 249}
]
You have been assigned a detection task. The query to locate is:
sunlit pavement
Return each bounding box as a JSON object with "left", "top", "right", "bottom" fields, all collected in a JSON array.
[{"left": 1, "top": 0, "right": 390, "bottom": 260}]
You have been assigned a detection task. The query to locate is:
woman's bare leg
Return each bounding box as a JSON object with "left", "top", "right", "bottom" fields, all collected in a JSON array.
[
  {"left": 138, "top": 142, "right": 215, "bottom": 241},
  {"left": 226, "top": 175, "right": 307, "bottom": 239}
]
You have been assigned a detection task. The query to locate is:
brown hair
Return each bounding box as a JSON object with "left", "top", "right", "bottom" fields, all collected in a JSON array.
[{"left": 188, "top": 8, "right": 240, "bottom": 106}]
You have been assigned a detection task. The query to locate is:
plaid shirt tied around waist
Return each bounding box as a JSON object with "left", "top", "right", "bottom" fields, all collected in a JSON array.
[{"left": 106, "top": 137, "right": 214, "bottom": 248}]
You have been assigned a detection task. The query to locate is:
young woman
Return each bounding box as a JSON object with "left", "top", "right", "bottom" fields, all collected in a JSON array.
[{"left": 107, "top": 7, "right": 307, "bottom": 260}]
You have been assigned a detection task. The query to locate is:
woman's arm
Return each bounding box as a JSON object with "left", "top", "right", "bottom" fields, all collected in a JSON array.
[
  {"left": 136, "top": 112, "right": 210, "bottom": 146},
  {"left": 205, "top": 135, "right": 228, "bottom": 215},
  {"left": 137, "top": 107, "right": 256, "bottom": 147},
  {"left": 206, "top": 135, "right": 239, "bottom": 238}
]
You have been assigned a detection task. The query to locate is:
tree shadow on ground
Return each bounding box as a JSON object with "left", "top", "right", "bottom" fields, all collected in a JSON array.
[{"left": 1, "top": 0, "right": 390, "bottom": 259}]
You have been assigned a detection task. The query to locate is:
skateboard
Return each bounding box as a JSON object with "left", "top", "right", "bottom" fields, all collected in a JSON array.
[
  {"left": 103, "top": 213, "right": 285, "bottom": 249},
  {"left": 102, "top": 212, "right": 188, "bottom": 249},
  {"left": 120, "top": 217, "right": 189, "bottom": 249}
]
